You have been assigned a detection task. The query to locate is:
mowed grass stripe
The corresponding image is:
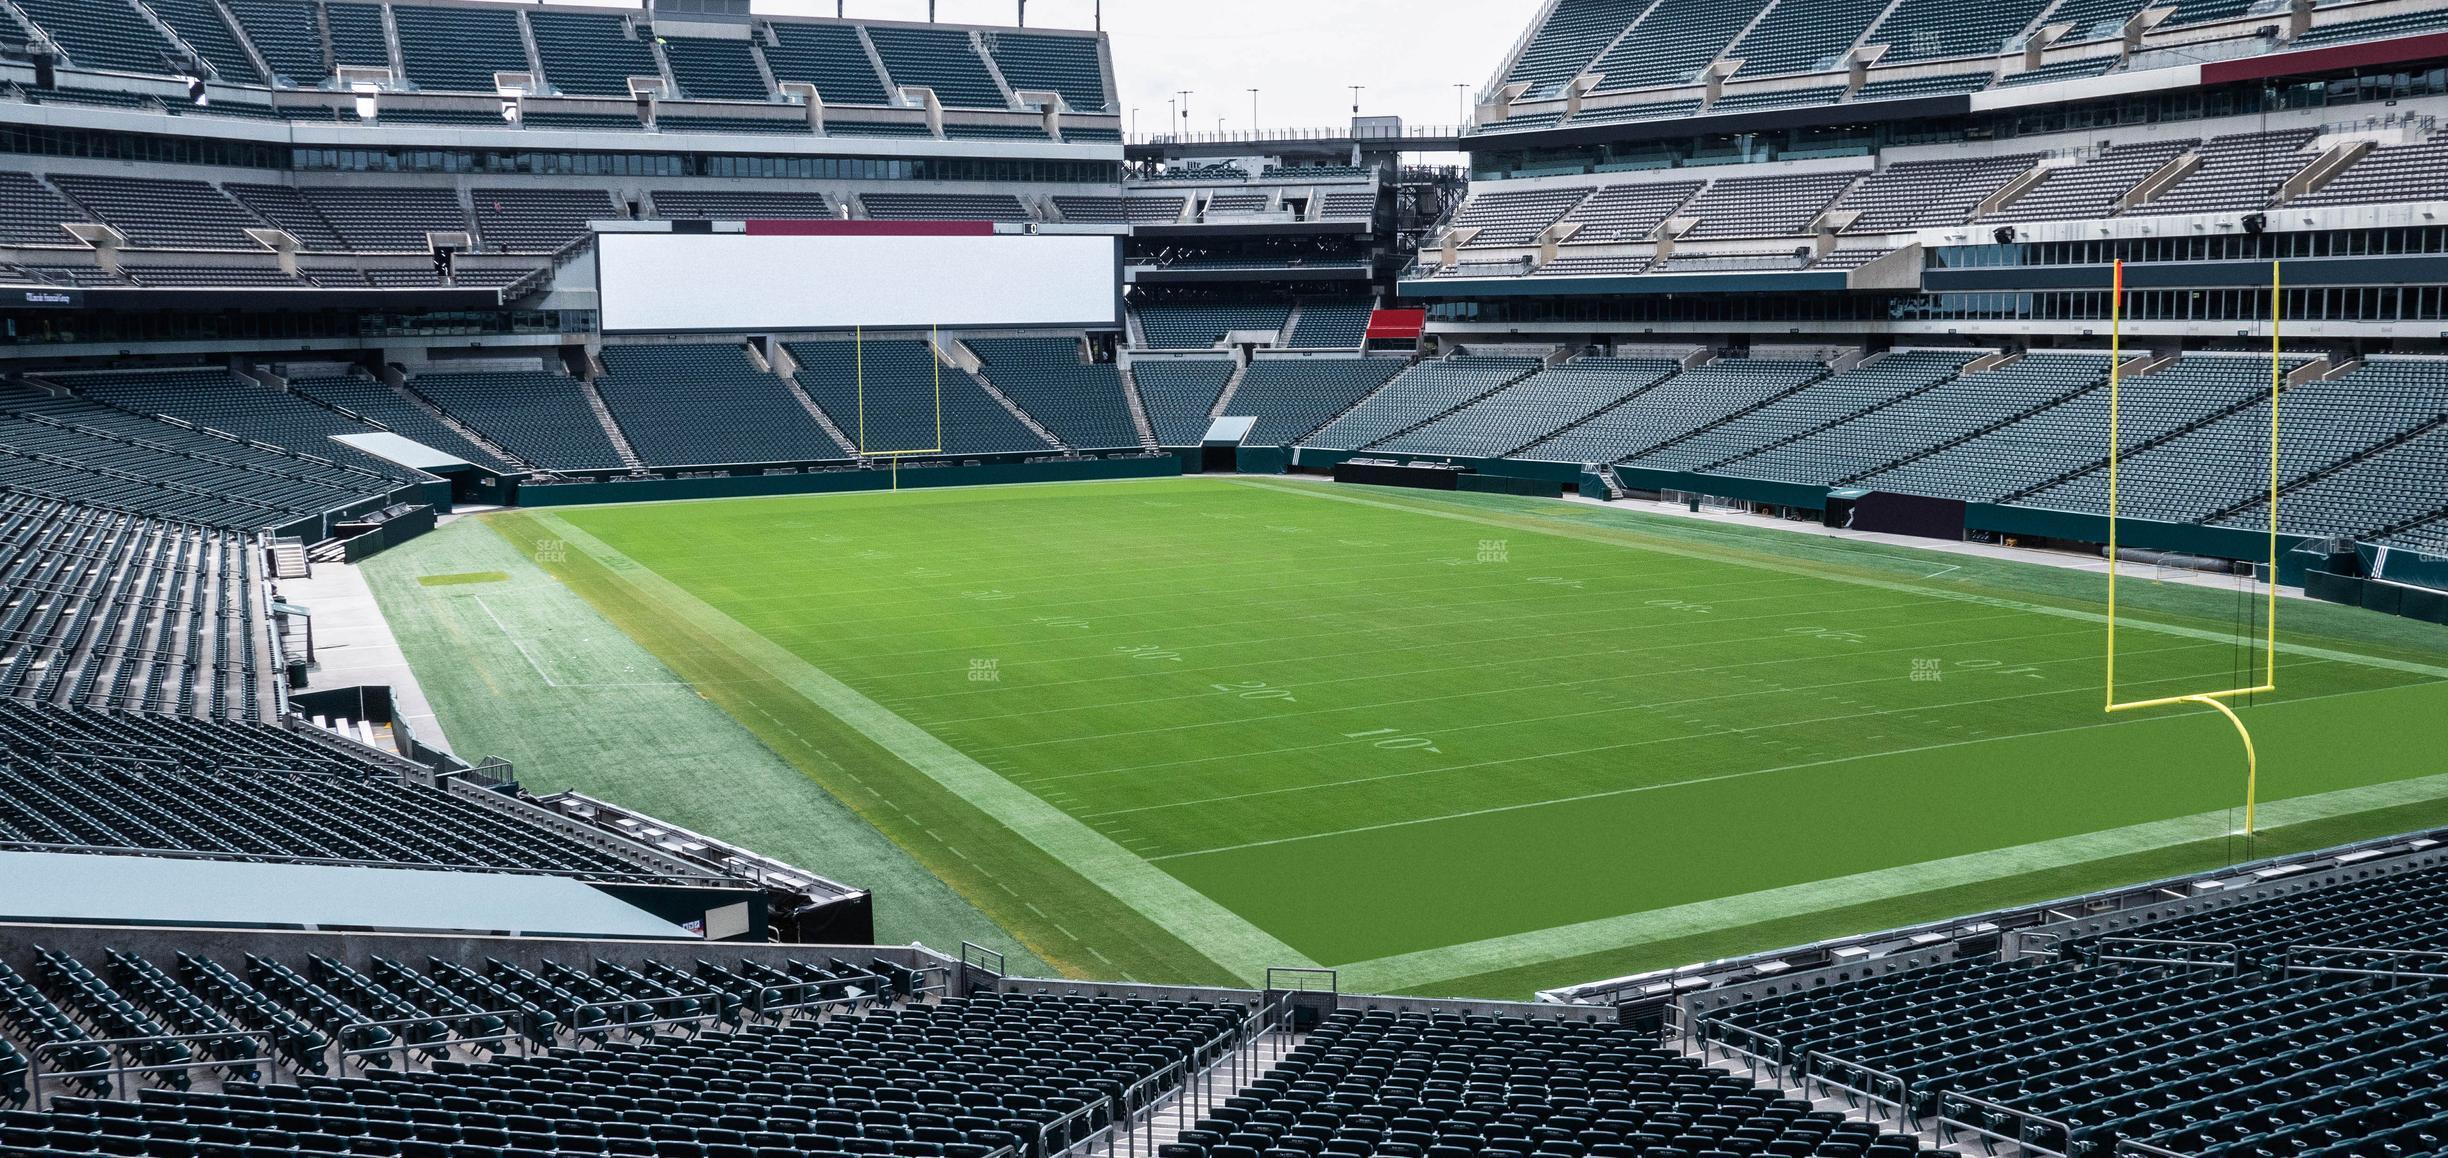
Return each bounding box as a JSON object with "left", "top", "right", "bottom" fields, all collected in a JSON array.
[
  {"left": 541, "top": 478, "right": 2448, "bottom": 991},
  {"left": 518, "top": 507, "right": 1317, "bottom": 982}
]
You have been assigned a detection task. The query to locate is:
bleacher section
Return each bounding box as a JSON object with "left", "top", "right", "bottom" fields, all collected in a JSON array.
[
  {"left": 966, "top": 338, "right": 1141, "bottom": 451},
  {"left": 1524, "top": 359, "right": 1828, "bottom": 464},
  {"left": 10, "top": 0, "right": 184, "bottom": 76},
  {"left": 593, "top": 345, "right": 846, "bottom": 467},
  {"left": 2218, "top": 424, "right": 2448, "bottom": 541},
  {"left": 1556, "top": 181, "right": 1703, "bottom": 243},
  {"left": 2024, "top": 358, "right": 2448, "bottom": 531},
  {"left": 0, "top": 697, "right": 689, "bottom": 876},
  {"left": 986, "top": 33, "right": 1109, "bottom": 112},
  {"left": 1228, "top": 359, "right": 1410, "bottom": 447},
  {"left": 1286, "top": 301, "right": 1374, "bottom": 350},
  {"left": 1130, "top": 360, "right": 1235, "bottom": 446},
  {"left": 2293, "top": 135, "right": 2448, "bottom": 208},
  {"left": 1169, "top": 1006, "right": 1944, "bottom": 1158},
  {"left": 865, "top": 26, "right": 1008, "bottom": 109},
  {"left": 472, "top": 188, "right": 618, "bottom": 253},
  {"left": 1378, "top": 358, "right": 1686, "bottom": 460},
  {"left": 0, "top": 951, "right": 1246, "bottom": 1155},
  {"left": 764, "top": 23, "right": 891, "bottom": 105},
  {"left": 1985, "top": 140, "right": 2196, "bottom": 222},
  {"left": 2130, "top": 129, "right": 2320, "bottom": 216},
  {"left": 1715, "top": 353, "right": 2107, "bottom": 486},
  {"left": 47, "top": 176, "right": 262, "bottom": 251},
  {"left": 406, "top": 372, "right": 626, "bottom": 472},
  {"left": 662, "top": 38, "right": 772, "bottom": 102},
  {"left": 1696, "top": 860, "right": 2448, "bottom": 1158},
  {"left": 529, "top": 10, "right": 659, "bottom": 98},
  {"left": 1862, "top": 354, "right": 2277, "bottom": 502},
  {"left": 288, "top": 376, "right": 517, "bottom": 473},
  {"left": 0, "top": 386, "right": 401, "bottom": 533},
  {"left": 0, "top": 498, "right": 267, "bottom": 720},
  {"left": 860, "top": 194, "right": 1031, "bottom": 222},
  {"left": 392, "top": 5, "right": 530, "bottom": 93},
  {"left": 1680, "top": 173, "right": 1857, "bottom": 240},
  {"left": 1302, "top": 357, "right": 1543, "bottom": 452},
  {"left": 1627, "top": 351, "right": 1978, "bottom": 473},
  {"left": 65, "top": 370, "right": 411, "bottom": 482},
  {"left": 650, "top": 189, "right": 834, "bottom": 220},
  {"left": 1137, "top": 304, "right": 1290, "bottom": 350},
  {"left": 1837, "top": 156, "right": 2037, "bottom": 232},
  {"left": 787, "top": 339, "right": 1052, "bottom": 458},
  {"left": 144, "top": 0, "right": 264, "bottom": 87}
]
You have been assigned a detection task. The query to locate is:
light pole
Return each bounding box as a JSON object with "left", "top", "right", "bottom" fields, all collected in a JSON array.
[
  {"left": 1131, "top": 106, "right": 1140, "bottom": 138},
  {"left": 1348, "top": 85, "right": 1364, "bottom": 118},
  {"left": 1177, "top": 90, "right": 1192, "bottom": 138},
  {"left": 1248, "top": 87, "right": 1259, "bottom": 133},
  {"left": 1454, "top": 83, "right": 1468, "bottom": 126}
]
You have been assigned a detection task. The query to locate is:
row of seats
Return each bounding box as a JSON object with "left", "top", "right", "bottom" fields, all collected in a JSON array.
[
  {"left": 0, "top": 938, "right": 951, "bottom": 1104},
  {"left": 1450, "top": 125, "right": 2426, "bottom": 254},
  {"left": 0, "top": 496, "right": 270, "bottom": 721},
  {"left": 1377, "top": 358, "right": 1685, "bottom": 461},
  {"left": 1162, "top": 1007, "right": 1956, "bottom": 1158},
  {"left": 1701, "top": 860, "right": 2448, "bottom": 1156},
  {"left": 0, "top": 696, "right": 689, "bottom": 881},
  {"left": 0, "top": 386, "right": 400, "bottom": 532},
  {"left": 1524, "top": 359, "right": 1829, "bottom": 465},
  {"left": 2024, "top": 358, "right": 2448, "bottom": 532},
  {"left": 110, "top": 0, "right": 1119, "bottom": 112},
  {"left": 1487, "top": 0, "right": 2360, "bottom": 121}
]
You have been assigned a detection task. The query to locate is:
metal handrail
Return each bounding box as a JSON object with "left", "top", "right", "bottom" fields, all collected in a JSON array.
[
  {"left": 1131, "top": 124, "right": 1469, "bottom": 146},
  {"left": 561, "top": 989, "right": 733, "bottom": 1043},
  {"left": 2090, "top": 937, "right": 2242, "bottom": 968},
  {"left": 2115, "top": 1139, "right": 2200, "bottom": 1158},
  {"left": 30, "top": 1029, "right": 280, "bottom": 1109},
  {"left": 334, "top": 1008, "right": 534, "bottom": 1070},
  {"left": 1693, "top": 1017, "right": 1786, "bottom": 1079},
  {"left": 2284, "top": 944, "right": 2448, "bottom": 979},
  {"left": 1806, "top": 1050, "right": 1914, "bottom": 1127},
  {"left": 1936, "top": 1089, "right": 2071, "bottom": 1156}
]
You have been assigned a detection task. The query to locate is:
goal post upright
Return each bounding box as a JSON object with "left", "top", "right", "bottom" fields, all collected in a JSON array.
[
  {"left": 2101, "top": 259, "right": 2285, "bottom": 836},
  {"left": 854, "top": 323, "right": 947, "bottom": 491}
]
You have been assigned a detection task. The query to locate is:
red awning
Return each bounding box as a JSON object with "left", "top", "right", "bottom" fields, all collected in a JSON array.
[{"left": 1364, "top": 308, "right": 1428, "bottom": 341}]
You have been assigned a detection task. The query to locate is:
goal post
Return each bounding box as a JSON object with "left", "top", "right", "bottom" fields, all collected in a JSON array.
[
  {"left": 854, "top": 326, "right": 947, "bottom": 488},
  {"left": 2101, "top": 258, "right": 2284, "bottom": 834}
]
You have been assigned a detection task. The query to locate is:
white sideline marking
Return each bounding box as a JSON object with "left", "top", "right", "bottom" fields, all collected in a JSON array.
[{"left": 471, "top": 594, "right": 682, "bottom": 690}]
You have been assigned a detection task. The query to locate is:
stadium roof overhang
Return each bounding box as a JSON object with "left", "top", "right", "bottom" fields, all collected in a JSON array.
[{"left": 1134, "top": 220, "right": 1372, "bottom": 239}]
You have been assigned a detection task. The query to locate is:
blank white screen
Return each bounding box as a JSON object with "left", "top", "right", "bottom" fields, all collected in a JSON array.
[{"left": 597, "top": 232, "right": 1119, "bottom": 333}]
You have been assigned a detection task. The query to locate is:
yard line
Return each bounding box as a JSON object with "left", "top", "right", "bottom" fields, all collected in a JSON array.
[
  {"left": 1144, "top": 673, "right": 2392, "bottom": 862},
  {"left": 993, "top": 614, "right": 2124, "bottom": 768},
  {"left": 1071, "top": 636, "right": 2222, "bottom": 812}
]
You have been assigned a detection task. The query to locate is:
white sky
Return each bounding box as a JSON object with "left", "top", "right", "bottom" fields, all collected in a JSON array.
[{"left": 488, "top": 0, "right": 1546, "bottom": 134}]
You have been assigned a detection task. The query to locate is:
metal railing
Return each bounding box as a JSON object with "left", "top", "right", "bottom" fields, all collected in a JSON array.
[
  {"left": 1132, "top": 124, "right": 1469, "bottom": 146},
  {"left": 1265, "top": 966, "right": 1337, "bottom": 993},
  {"left": 1088, "top": 990, "right": 1295, "bottom": 1158},
  {"left": 335, "top": 1008, "right": 535, "bottom": 1071},
  {"left": 31, "top": 1029, "right": 280, "bottom": 1109},
  {"left": 1691, "top": 1017, "right": 1786, "bottom": 1080},
  {"left": 2283, "top": 944, "right": 2448, "bottom": 979},
  {"left": 1805, "top": 1050, "right": 1914, "bottom": 1127},
  {"left": 1937, "top": 1090, "right": 2071, "bottom": 1156},
  {"left": 2088, "top": 937, "right": 2243, "bottom": 968},
  {"left": 2115, "top": 1138, "right": 2200, "bottom": 1158}
]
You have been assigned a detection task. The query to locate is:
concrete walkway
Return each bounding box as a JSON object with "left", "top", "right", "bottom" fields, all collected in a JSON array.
[{"left": 279, "top": 556, "right": 453, "bottom": 756}]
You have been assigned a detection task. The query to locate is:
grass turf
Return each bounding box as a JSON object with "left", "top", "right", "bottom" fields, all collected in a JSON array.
[{"left": 389, "top": 477, "right": 2448, "bottom": 997}]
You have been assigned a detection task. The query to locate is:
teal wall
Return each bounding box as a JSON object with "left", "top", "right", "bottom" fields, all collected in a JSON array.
[{"left": 514, "top": 457, "right": 1180, "bottom": 507}]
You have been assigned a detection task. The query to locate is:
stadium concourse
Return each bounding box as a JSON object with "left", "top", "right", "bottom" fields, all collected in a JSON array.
[{"left": 3, "top": 0, "right": 2448, "bottom": 1155}]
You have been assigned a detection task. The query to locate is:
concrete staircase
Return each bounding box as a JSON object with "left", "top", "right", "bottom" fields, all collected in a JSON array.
[
  {"left": 573, "top": 363, "right": 647, "bottom": 472},
  {"left": 966, "top": 359, "right": 1070, "bottom": 454},
  {"left": 1118, "top": 356, "right": 1161, "bottom": 451}
]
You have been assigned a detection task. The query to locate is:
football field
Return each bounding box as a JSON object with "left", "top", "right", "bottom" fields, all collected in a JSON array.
[{"left": 369, "top": 476, "right": 2448, "bottom": 997}]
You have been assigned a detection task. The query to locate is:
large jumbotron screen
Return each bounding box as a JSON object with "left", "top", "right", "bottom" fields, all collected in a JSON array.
[{"left": 596, "top": 225, "right": 1121, "bottom": 333}]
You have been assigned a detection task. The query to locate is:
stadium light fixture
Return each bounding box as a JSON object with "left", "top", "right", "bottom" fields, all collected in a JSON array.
[{"left": 1249, "top": 88, "right": 1259, "bottom": 132}]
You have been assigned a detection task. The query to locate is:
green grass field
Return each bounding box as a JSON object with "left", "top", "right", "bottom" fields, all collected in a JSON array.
[{"left": 367, "top": 477, "right": 2448, "bottom": 998}]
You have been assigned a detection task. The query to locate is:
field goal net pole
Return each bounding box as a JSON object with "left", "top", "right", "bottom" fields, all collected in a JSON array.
[
  {"left": 856, "top": 324, "right": 946, "bottom": 491},
  {"left": 2102, "top": 258, "right": 2284, "bottom": 836}
]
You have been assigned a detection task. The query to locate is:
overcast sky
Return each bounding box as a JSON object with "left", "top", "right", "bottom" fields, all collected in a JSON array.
[{"left": 502, "top": 0, "right": 1546, "bottom": 134}]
